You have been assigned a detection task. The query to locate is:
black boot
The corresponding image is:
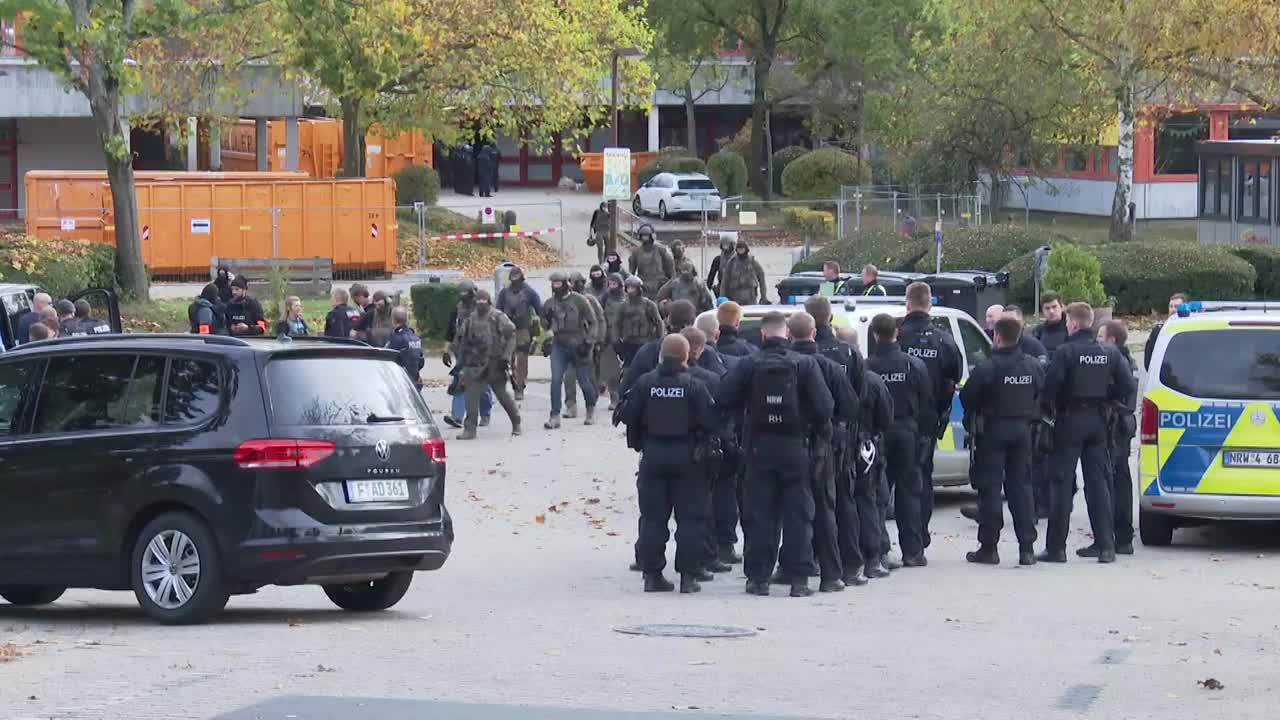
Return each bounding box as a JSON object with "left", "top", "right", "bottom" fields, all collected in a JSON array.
[
  {"left": 819, "top": 578, "right": 846, "bottom": 593},
  {"left": 1097, "top": 548, "right": 1116, "bottom": 563},
  {"left": 745, "top": 579, "right": 770, "bottom": 596},
  {"left": 1116, "top": 542, "right": 1134, "bottom": 555},
  {"left": 843, "top": 566, "right": 870, "bottom": 586},
  {"left": 882, "top": 554, "right": 903, "bottom": 570},
  {"left": 769, "top": 570, "right": 791, "bottom": 585},
  {"left": 644, "top": 573, "right": 674, "bottom": 592},
  {"left": 864, "top": 560, "right": 891, "bottom": 579},
  {"left": 790, "top": 581, "right": 814, "bottom": 597},
  {"left": 629, "top": 561, "right": 642, "bottom": 572},
  {"left": 966, "top": 545, "right": 1000, "bottom": 565},
  {"left": 719, "top": 545, "right": 743, "bottom": 564},
  {"left": 680, "top": 574, "right": 702, "bottom": 594},
  {"left": 1036, "top": 549, "right": 1067, "bottom": 563},
  {"left": 706, "top": 559, "right": 733, "bottom": 573},
  {"left": 693, "top": 569, "right": 715, "bottom": 582},
  {"left": 1076, "top": 544, "right": 1101, "bottom": 558},
  {"left": 1018, "top": 546, "right": 1037, "bottom": 566},
  {"left": 902, "top": 554, "right": 928, "bottom": 568}
]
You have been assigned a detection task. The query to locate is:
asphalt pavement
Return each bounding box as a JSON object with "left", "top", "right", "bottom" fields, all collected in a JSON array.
[{"left": 4, "top": 351, "right": 1280, "bottom": 720}]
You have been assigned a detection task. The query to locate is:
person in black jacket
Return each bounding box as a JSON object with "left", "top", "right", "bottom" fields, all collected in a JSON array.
[
  {"left": 842, "top": 326, "right": 895, "bottom": 578},
  {"left": 1004, "top": 305, "right": 1048, "bottom": 363},
  {"left": 1096, "top": 319, "right": 1140, "bottom": 556},
  {"left": 1041, "top": 303, "right": 1137, "bottom": 564},
  {"left": 1032, "top": 291, "right": 1069, "bottom": 353},
  {"left": 1142, "top": 292, "right": 1187, "bottom": 371},
  {"left": 681, "top": 327, "right": 734, "bottom": 578},
  {"left": 225, "top": 276, "right": 267, "bottom": 337},
  {"left": 865, "top": 313, "right": 934, "bottom": 567},
  {"left": 622, "top": 333, "right": 720, "bottom": 594},
  {"left": 188, "top": 284, "right": 227, "bottom": 335},
  {"left": 386, "top": 307, "right": 425, "bottom": 389},
  {"left": 714, "top": 301, "right": 755, "bottom": 356},
  {"left": 897, "top": 282, "right": 963, "bottom": 552},
  {"left": 705, "top": 234, "right": 736, "bottom": 296},
  {"left": 960, "top": 317, "right": 1043, "bottom": 566},
  {"left": 716, "top": 311, "right": 834, "bottom": 597},
  {"left": 785, "top": 311, "right": 860, "bottom": 593},
  {"left": 213, "top": 265, "right": 234, "bottom": 304},
  {"left": 620, "top": 301, "right": 725, "bottom": 396},
  {"left": 323, "top": 287, "right": 357, "bottom": 339}
]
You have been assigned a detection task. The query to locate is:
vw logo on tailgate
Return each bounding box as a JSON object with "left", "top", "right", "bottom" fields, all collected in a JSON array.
[{"left": 374, "top": 440, "right": 391, "bottom": 462}]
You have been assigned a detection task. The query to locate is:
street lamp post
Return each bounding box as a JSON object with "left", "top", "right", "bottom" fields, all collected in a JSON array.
[{"left": 609, "top": 47, "right": 642, "bottom": 253}]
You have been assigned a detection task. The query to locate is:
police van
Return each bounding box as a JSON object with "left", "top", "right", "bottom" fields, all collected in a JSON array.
[
  {"left": 711, "top": 296, "right": 992, "bottom": 486},
  {"left": 1139, "top": 301, "right": 1280, "bottom": 545}
]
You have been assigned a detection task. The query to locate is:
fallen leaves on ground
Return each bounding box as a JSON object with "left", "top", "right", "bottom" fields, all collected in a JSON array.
[
  {"left": 1198, "top": 678, "right": 1225, "bottom": 690},
  {"left": 0, "top": 643, "right": 20, "bottom": 663},
  {"left": 534, "top": 513, "right": 546, "bottom": 524},
  {"left": 399, "top": 235, "right": 559, "bottom": 276}
]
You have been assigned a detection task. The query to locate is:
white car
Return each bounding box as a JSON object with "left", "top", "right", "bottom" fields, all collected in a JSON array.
[
  {"left": 702, "top": 296, "right": 993, "bottom": 487},
  {"left": 632, "top": 172, "right": 721, "bottom": 221}
]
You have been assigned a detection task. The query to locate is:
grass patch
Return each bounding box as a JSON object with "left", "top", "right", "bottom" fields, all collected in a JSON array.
[
  {"left": 124, "top": 295, "right": 332, "bottom": 334},
  {"left": 997, "top": 211, "right": 1197, "bottom": 246}
]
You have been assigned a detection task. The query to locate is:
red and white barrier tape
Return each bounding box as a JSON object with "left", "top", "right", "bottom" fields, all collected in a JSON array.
[{"left": 429, "top": 227, "right": 561, "bottom": 241}]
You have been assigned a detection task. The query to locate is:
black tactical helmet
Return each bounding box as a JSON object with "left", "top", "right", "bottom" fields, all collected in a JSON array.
[{"left": 637, "top": 224, "right": 656, "bottom": 240}]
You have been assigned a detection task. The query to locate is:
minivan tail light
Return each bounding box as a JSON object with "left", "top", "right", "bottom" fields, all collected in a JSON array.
[
  {"left": 234, "top": 439, "right": 336, "bottom": 470},
  {"left": 670, "top": 191, "right": 688, "bottom": 197},
  {"left": 422, "top": 437, "right": 447, "bottom": 462},
  {"left": 1141, "top": 398, "right": 1158, "bottom": 445}
]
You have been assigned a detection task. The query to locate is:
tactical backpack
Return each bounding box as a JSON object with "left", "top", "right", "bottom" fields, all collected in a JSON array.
[{"left": 747, "top": 352, "right": 803, "bottom": 436}]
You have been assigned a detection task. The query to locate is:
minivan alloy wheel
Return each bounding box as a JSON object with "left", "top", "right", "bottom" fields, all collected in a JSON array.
[{"left": 141, "top": 530, "right": 201, "bottom": 609}]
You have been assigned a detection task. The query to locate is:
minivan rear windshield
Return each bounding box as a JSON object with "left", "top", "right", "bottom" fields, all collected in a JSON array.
[
  {"left": 266, "top": 357, "right": 430, "bottom": 426},
  {"left": 678, "top": 179, "right": 717, "bottom": 191},
  {"left": 1161, "top": 329, "right": 1280, "bottom": 400}
]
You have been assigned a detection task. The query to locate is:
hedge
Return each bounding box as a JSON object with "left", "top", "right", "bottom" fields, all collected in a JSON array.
[
  {"left": 1042, "top": 243, "right": 1107, "bottom": 306},
  {"left": 410, "top": 282, "right": 458, "bottom": 340},
  {"left": 772, "top": 145, "right": 808, "bottom": 195},
  {"left": 791, "top": 228, "right": 931, "bottom": 273},
  {"left": 1092, "top": 241, "right": 1256, "bottom": 314},
  {"left": 638, "top": 154, "right": 707, "bottom": 186},
  {"left": 0, "top": 235, "right": 117, "bottom": 296},
  {"left": 915, "top": 225, "right": 1069, "bottom": 274},
  {"left": 393, "top": 165, "right": 441, "bottom": 206},
  {"left": 706, "top": 150, "right": 748, "bottom": 197},
  {"left": 781, "top": 147, "right": 870, "bottom": 199},
  {"left": 783, "top": 207, "right": 835, "bottom": 240},
  {"left": 1229, "top": 245, "right": 1280, "bottom": 299}
]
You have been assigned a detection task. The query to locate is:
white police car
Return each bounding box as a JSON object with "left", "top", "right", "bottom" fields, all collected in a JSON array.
[
  {"left": 714, "top": 296, "right": 992, "bottom": 486},
  {"left": 1139, "top": 301, "right": 1280, "bottom": 545}
]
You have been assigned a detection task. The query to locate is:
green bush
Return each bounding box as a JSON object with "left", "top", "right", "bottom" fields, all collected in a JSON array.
[
  {"left": 772, "top": 145, "right": 808, "bottom": 195},
  {"left": 1042, "top": 244, "right": 1107, "bottom": 306},
  {"left": 393, "top": 164, "right": 441, "bottom": 206},
  {"left": 783, "top": 207, "right": 835, "bottom": 240},
  {"left": 410, "top": 282, "right": 459, "bottom": 340},
  {"left": 781, "top": 148, "right": 871, "bottom": 200},
  {"left": 716, "top": 122, "right": 751, "bottom": 157},
  {"left": 706, "top": 150, "right": 748, "bottom": 197},
  {"left": 791, "top": 228, "right": 931, "bottom": 273},
  {"left": 638, "top": 154, "right": 707, "bottom": 186},
  {"left": 1092, "top": 241, "right": 1256, "bottom": 314},
  {"left": 657, "top": 145, "right": 689, "bottom": 158},
  {"left": 0, "top": 236, "right": 118, "bottom": 296},
  {"left": 914, "top": 225, "right": 1067, "bottom": 274},
  {"left": 1229, "top": 245, "right": 1280, "bottom": 299}
]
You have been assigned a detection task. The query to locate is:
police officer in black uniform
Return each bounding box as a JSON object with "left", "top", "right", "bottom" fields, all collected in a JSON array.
[
  {"left": 387, "top": 306, "right": 425, "bottom": 390},
  {"left": 896, "top": 282, "right": 963, "bottom": 552},
  {"left": 1093, "top": 319, "right": 1140, "bottom": 557},
  {"left": 1032, "top": 292, "right": 1069, "bottom": 353},
  {"left": 782, "top": 311, "right": 860, "bottom": 592},
  {"left": 960, "top": 317, "right": 1043, "bottom": 566},
  {"left": 680, "top": 327, "right": 734, "bottom": 578},
  {"left": 622, "top": 333, "right": 719, "bottom": 594},
  {"left": 865, "top": 313, "right": 933, "bottom": 567},
  {"left": 1040, "top": 302, "right": 1137, "bottom": 564},
  {"left": 717, "top": 312, "right": 834, "bottom": 597}
]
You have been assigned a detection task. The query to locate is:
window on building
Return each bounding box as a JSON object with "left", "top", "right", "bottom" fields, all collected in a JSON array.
[
  {"left": 1155, "top": 114, "right": 1208, "bottom": 175},
  {"left": 1066, "top": 148, "right": 1090, "bottom": 173},
  {"left": 1237, "top": 158, "right": 1272, "bottom": 222},
  {"left": 1201, "top": 158, "right": 1234, "bottom": 218},
  {"left": 0, "top": 19, "right": 17, "bottom": 56}
]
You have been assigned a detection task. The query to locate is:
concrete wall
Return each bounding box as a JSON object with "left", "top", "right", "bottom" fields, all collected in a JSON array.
[
  {"left": 982, "top": 174, "right": 1198, "bottom": 219},
  {"left": 14, "top": 117, "right": 105, "bottom": 210}
]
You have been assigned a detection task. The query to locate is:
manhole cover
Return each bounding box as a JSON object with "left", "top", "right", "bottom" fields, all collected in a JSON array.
[{"left": 613, "top": 624, "right": 756, "bottom": 638}]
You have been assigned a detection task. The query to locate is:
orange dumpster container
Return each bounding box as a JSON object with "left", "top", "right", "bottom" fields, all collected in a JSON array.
[
  {"left": 122, "top": 178, "right": 397, "bottom": 276},
  {"left": 24, "top": 170, "right": 308, "bottom": 243},
  {"left": 579, "top": 151, "right": 656, "bottom": 194},
  {"left": 220, "top": 120, "right": 432, "bottom": 179}
]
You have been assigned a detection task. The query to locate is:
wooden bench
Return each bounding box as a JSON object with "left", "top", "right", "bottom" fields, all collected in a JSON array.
[{"left": 211, "top": 257, "right": 333, "bottom": 297}]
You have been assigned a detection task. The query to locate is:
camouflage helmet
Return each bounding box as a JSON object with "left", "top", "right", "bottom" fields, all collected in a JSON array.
[
  {"left": 637, "top": 223, "right": 657, "bottom": 240},
  {"left": 458, "top": 279, "right": 477, "bottom": 294},
  {"left": 549, "top": 271, "right": 568, "bottom": 284},
  {"left": 568, "top": 271, "right": 586, "bottom": 285},
  {"left": 624, "top": 275, "right": 644, "bottom": 292}
]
